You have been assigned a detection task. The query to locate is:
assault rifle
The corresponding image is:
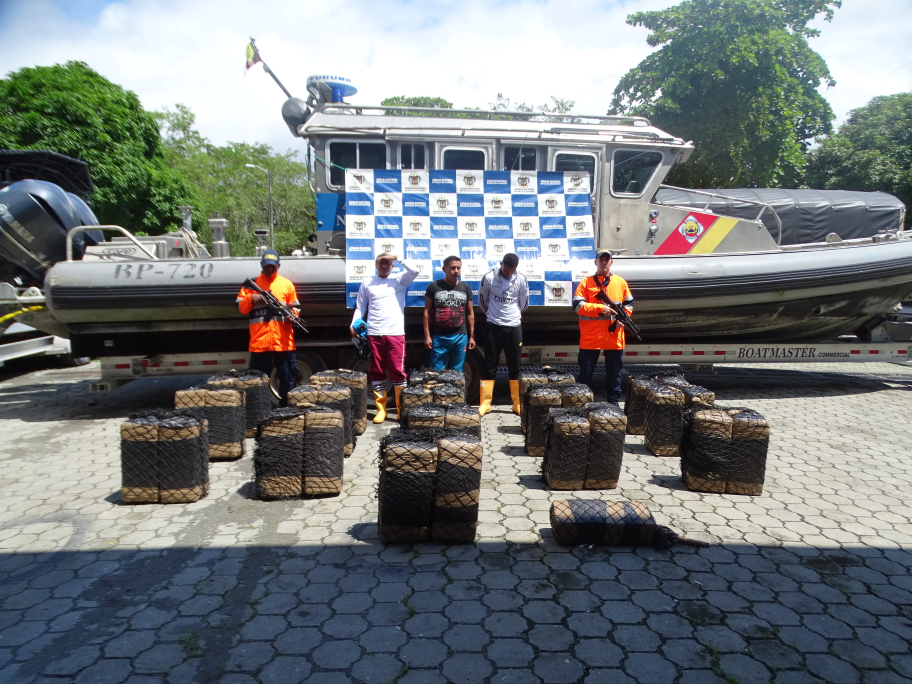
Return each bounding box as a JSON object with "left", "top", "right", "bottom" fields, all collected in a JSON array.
[
  {"left": 594, "top": 289, "right": 641, "bottom": 342},
  {"left": 243, "top": 278, "right": 309, "bottom": 334}
]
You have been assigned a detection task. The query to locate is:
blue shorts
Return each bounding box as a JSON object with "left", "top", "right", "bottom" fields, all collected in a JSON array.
[{"left": 430, "top": 332, "right": 468, "bottom": 372}]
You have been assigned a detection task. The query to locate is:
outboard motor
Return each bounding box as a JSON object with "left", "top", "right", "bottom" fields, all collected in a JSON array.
[{"left": 0, "top": 179, "right": 100, "bottom": 286}]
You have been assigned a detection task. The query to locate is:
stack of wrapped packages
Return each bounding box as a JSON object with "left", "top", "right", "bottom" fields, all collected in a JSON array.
[
  {"left": 175, "top": 385, "right": 246, "bottom": 460},
  {"left": 624, "top": 373, "right": 715, "bottom": 457},
  {"left": 541, "top": 402, "right": 627, "bottom": 490},
  {"left": 399, "top": 369, "right": 481, "bottom": 438},
  {"left": 205, "top": 370, "right": 272, "bottom": 438}
]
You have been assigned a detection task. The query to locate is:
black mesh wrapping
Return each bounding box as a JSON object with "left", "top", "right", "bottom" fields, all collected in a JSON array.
[
  {"left": 543, "top": 409, "right": 590, "bottom": 490},
  {"left": 586, "top": 403, "right": 627, "bottom": 489},
  {"left": 437, "top": 370, "right": 466, "bottom": 387},
  {"left": 433, "top": 433, "right": 482, "bottom": 544},
  {"left": 624, "top": 377, "right": 656, "bottom": 435},
  {"left": 315, "top": 384, "right": 354, "bottom": 457},
  {"left": 378, "top": 431, "right": 438, "bottom": 544},
  {"left": 408, "top": 368, "right": 441, "bottom": 386},
  {"left": 518, "top": 370, "right": 549, "bottom": 435},
  {"left": 550, "top": 500, "right": 659, "bottom": 546},
  {"left": 444, "top": 404, "right": 482, "bottom": 439},
  {"left": 401, "top": 385, "right": 432, "bottom": 412},
  {"left": 176, "top": 386, "right": 246, "bottom": 460},
  {"left": 644, "top": 384, "right": 687, "bottom": 456},
  {"left": 121, "top": 410, "right": 209, "bottom": 504},
  {"left": 403, "top": 404, "right": 447, "bottom": 430},
  {"left": 207, "top": 370, "right": 271, "bottom": 435},
  {"left": 525, "top": 386, "right": 562, "bottom": 457},
  {"left": 254, "top": 409, "right": 306, "bottom": 500},
  {"left": 303, "top": 407, "right": 345, "bottom": 496},
  {"left": 546, "top": 371, "right": 576, "bottom": 385},
  {"left": 311, "top": 369, "right": 368, "bottom": 436},
  {"left": 431, "top": 382, "right": 465, "bottom": 405},
  {"left": 560, "top": 383, "right": 595, "bottom": 408},
  {"left": 681, "top": 406, "right": 769, "bottom": 496}
]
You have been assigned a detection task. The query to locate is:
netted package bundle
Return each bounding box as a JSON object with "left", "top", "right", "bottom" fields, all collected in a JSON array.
[
  {"left": 445, "top": 404, "right": 482, "bottom": 439},
  {"left": 432, "top": 382, "right": 465, "bottom": 405},
  {"left": 254, "top": 409, "right": 305, "bottom": 500},
  {"left": 207, "top": 370, "right": 272, "bottom": 437},
  {"left": 679, "top": 383, "right": 715, "bottom": 407},
  {"left": 560, "top": 383, "right": 595, "bottom": 408},
  {"left": 175, "top": 386, "right": 246, "bottom": 460},
  {"left": 681, "top": 407, "right": 769, "bottom": 496},
  {"left": 433, "top": 433, "right": 483, "bottom": 543},
  {"left": 586, "top": 404, "right": 627, "bottom": 489},
  {"left": 525, "top": 387, "right": 563, "bottom": 457},
  {"left": 378, "top": 431, "right": 437, "bottom": 543},
  {"left": 408, "top": 369, "right": 441, "bottom": 387},
  {"left": 518, "top": 371, "right": 549, "bottom": 435},
  {"left": 436, "top": 370, "right": 466, "bottom": 388},
  {"left": 121, "top": 410, "right": 209, "bottom": 505},
  {"left": 315, "top": 384, "right": 354, "bottom": 457},
  {"left": 404, "top": 404, "right": 447, "bottom": 430},
  {"left": 624, "top": 377, "right": 655, "bottom": 435},
  {"left": 546, "top": 371, "right": 576, "bottom": 386},
  {"left": 543, "top": 409, "right": 590, "bottom": 490},
  {"left": 310, "top": 369, "right": 368, "bottom": 436},
  {"left": 288, "top": 383, "right": 321, "bottom": 407},
  {"left": 401, "top": 385, "right": 432, "bottom": 411},
  {"left": 303, "top": 407, "right": 344, "bottom": 496},
  {"left": 644, "top": 384, "right": 687, "bottom": 457}
]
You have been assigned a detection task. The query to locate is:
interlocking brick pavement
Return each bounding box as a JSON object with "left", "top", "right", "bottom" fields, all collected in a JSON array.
[{"left": 0, "top": 361, "right": 910, "bottom": 683}]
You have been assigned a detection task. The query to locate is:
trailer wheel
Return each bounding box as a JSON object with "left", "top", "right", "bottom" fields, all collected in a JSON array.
[
  {"left": 462, "top": 349, "right": 483, "bottom": 405},
  {"left": 267, "top": 349, "right": 328, "bottom": 402}
]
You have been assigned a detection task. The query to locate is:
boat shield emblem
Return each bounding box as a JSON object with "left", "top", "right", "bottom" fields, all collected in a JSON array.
[{"left": 678, "top": 216, "right": 705, "bottom": 243}]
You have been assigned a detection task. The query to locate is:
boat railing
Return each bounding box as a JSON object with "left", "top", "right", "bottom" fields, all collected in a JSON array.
[
  {"left": 66, "top": 225, "right": 159, "bottom": 261},
  {"left": 656, "top": 185, "right": 784, "bottom": 246}
]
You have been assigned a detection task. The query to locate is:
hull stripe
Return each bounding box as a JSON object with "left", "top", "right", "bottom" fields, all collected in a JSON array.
[{"left": 690, "top": 217, "right": 738, "bottom": 254}]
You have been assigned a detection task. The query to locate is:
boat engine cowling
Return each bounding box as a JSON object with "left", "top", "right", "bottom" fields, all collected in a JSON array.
[{"left": 0, "top": 179, "right": 101, "bottom": 286}]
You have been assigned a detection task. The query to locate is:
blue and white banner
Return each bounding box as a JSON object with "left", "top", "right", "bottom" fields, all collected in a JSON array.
[{"left": 345, "top": 169, "right": 596, "bottom": 308}]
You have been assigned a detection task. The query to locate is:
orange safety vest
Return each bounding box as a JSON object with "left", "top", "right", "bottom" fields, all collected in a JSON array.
[
  {"left": 573, "top": 274, "right": 634, "bottom": 350},
  {"left": 236, "top": 273, "right": 300, "bottom": 353}
]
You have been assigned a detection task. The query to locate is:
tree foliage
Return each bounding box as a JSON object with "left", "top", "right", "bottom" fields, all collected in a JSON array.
[
  {"left": 0, "top": 61, "right": 196, "bottom": 233},
  {"left": 609, "top": 0, "right": 840, "bottom": 188},
  {"left": 155, "top": 106, "right": 315, "bottom": 256},
  {"left": 804, "top": 93, "right": 912, "bottom": 225}
]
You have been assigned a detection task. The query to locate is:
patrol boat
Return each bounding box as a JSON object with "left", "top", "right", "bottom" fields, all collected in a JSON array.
[{"left": 5, "top": 77, "right": 912, "bottom": 370}]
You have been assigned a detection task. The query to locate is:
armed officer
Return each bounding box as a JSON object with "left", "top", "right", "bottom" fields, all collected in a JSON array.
[
  {"left": 573, "top": 248, "right": 634, "bottom": 404},
  {"left": 236, "top": 250, "right": 301, "bottom": 407}
]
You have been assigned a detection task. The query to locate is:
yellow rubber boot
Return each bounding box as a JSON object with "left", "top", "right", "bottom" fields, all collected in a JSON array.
[
  {"left": 509, "top": 379, "right": 521, "bottom": 415},
  {"left": 478, "top": 380, "right": 495, "bottom": 416},
  {"left": 394, "top": 386, "right": 404, "bottom": 422},
  {"left": 372, "top": 390, "right": 388, "bottom": 423}
]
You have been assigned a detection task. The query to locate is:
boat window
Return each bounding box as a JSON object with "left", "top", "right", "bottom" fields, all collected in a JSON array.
[
  {"left": 400, "top": 143, "right": 426, "bottom": 170},
  {"left": 612, "top": 149, "right": 663, "bottom": 196},
  {"left": 328, "top": 141, "right": 388, "bottom": 186},
  {"left": 554, "top": 152, "right": 596, "bottom": 179},
  {"left": 503, "top": 147, "right": 536, "bottom": 171},
  {"left": 443, "top": 148, "right": 486, "bottom": 170}
]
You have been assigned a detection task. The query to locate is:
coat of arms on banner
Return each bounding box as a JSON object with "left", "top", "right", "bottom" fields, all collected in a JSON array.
[{"left": 678, "top": 216, "right": 705, "bottom": 243}]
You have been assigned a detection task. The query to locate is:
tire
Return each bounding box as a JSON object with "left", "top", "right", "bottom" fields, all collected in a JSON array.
[
  {"left": 57, "top": 354, "right": 92, "bottom": 368},
  {"left": 267, "top": 349, "right": 327, "bottom": 401},
  {"left": 461, "top": 349, "right": 483, "bottom": 405}
]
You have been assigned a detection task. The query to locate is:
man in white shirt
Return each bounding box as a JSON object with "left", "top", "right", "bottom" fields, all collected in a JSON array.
[
  {"left": 477, "top": 253, "right": 529, "bottom": 415},
  {"left": 349, "top": 253, "right": 419, "bottom": 422}
]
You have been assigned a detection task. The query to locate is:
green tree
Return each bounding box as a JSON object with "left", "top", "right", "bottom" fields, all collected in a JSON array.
[
  {"left": 804, "top": 93, "right": 912, "bottom": 224},
  {"left": 609, "top": 0, "right": 840, "bottom": 188},
  {"left": 0, "top": 61, "right": 197, "bottom": 233},
  {"left": 156, "top": 105, "right": 315, "bottom": 256}
]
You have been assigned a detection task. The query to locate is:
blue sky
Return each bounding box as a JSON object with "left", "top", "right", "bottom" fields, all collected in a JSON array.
[{"left": 1, "top": 0, "right": 910, "bottom": 157}]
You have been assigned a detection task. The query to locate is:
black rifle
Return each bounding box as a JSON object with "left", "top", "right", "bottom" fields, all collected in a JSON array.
[
  {"left": 593, "top": 280, "right": 641, "bottom": 341},
  {"left": 243, "top": 278, "right": 309, "bottom": 334}
]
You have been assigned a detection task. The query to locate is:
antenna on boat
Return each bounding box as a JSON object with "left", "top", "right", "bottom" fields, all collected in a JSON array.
[{"left": 248, "top": 37, "right": 293, "bottom": 99}]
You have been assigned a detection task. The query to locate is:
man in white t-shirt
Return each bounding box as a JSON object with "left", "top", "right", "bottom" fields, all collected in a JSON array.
[{"left": 350, "top": 253, "right": 419, "bottom": 422}]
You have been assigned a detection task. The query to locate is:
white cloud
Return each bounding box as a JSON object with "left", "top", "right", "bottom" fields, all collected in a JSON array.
[{"left": 1, "top": 0, "right": 909, "bottom": 159}]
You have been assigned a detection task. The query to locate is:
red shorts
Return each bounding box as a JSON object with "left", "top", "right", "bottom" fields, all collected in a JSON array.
[{"left": 368, "top": 335, "right": 407, "bottom": 385}]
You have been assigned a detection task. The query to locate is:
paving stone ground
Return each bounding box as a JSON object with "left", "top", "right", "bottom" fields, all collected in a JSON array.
[{"left": 0, "top": 360, "right": 911, "bottom": 684}]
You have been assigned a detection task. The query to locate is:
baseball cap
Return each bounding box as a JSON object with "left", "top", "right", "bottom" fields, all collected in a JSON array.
[
  {"left": 261, "top": 250, "right": 280, "bottom": 266},
  {"left": 595, "top": 248, "right": 614, "bottom": 258}
]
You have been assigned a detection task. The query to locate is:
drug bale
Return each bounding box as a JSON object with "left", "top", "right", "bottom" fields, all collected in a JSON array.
[
  {"left": 550, "top": 500, "right": 658, "bottom": 546},
  {"left": 177, "top": 386, "right": 246, "bottom": 460},
  {"left": 681, "top": 407, "right": 731, "bottom": 494},
  {"left": 433, "top": 433, "right": 483, "bottom": 543},
  {"left": 303, "top": 407, "right": 345, "bottom": 496},
  {"left": 624, "top": 377, "right": 655, "bottom": 435},
  {"left": 157, "top": 414, "right": 209, "bottom": 504},
  {"left": 445, "top": 404, "right": 482, "bottom": 439},
  {"left": 404, "top": 404, "right": 446, "bottom": 430},
  {"left": 437, "top": 370, "right": 466, "bottom": 388},
  {"left": 379, "top": 430, "right": 437, "bottom": 543},
  {"left": 408, "top": 368, "right": 441, "bottom": 387},
  {"left": 543, "top": 409, "right": 590, "bottom": 490},
  {"left": 680, "top": 383, "right": 715, "bottom": 407},
  {"left": 207, "top": 370, "right": 272, "bottom": 437},
  {"left": 525, "top": 387, "right": 562, "bottom": 457},
  {"left": 644, "top": 384, "right": 686, "bottom": 456},
  {"left": 432, "top": 382, "right": 465, "bottom": 405},
  {"left": 288, "top": 383, "right": 321, "bottom": 408},
  {"left": 311, "top": 369, "right": 368, "bottom": 436},
  {"left": 254, "top": 408, "right": 306, "bottom": 500},
  {"left": 560, "top": 383, "right": 594, "bottom": 408},
  {"left": 727, "top": 408, "right": 769, "bottom": 495},
  {"left": 518, "top": 370, "right": 549, "bottom": 435},
  {"left": 546, "top": 371, "right": 575, "bottom": 386},
  {"left": 586, "top": 403, "right": 626, "bottom": 489},
  {"left": 316, "top": 384, "right": 354, "bottom": 457},
  {"left": 120, "top": 416, "right": 159, "bottom": 503},
  {"left": 401, "top": 385, "right": 432, "bottom": 412}
]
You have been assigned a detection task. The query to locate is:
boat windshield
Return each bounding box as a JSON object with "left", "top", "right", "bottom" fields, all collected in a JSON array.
[{"left": 612, "top": 149, "right": 663, "bottom": 196}]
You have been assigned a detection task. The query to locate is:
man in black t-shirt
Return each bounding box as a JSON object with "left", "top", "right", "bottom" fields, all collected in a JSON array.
[{"left": 424, "top": 255, "right": 476, "bottom": 371}]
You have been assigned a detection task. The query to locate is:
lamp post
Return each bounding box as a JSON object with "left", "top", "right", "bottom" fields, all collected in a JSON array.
[{"left": 245, "top": 164, "right": 273, "bottom": 250}]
